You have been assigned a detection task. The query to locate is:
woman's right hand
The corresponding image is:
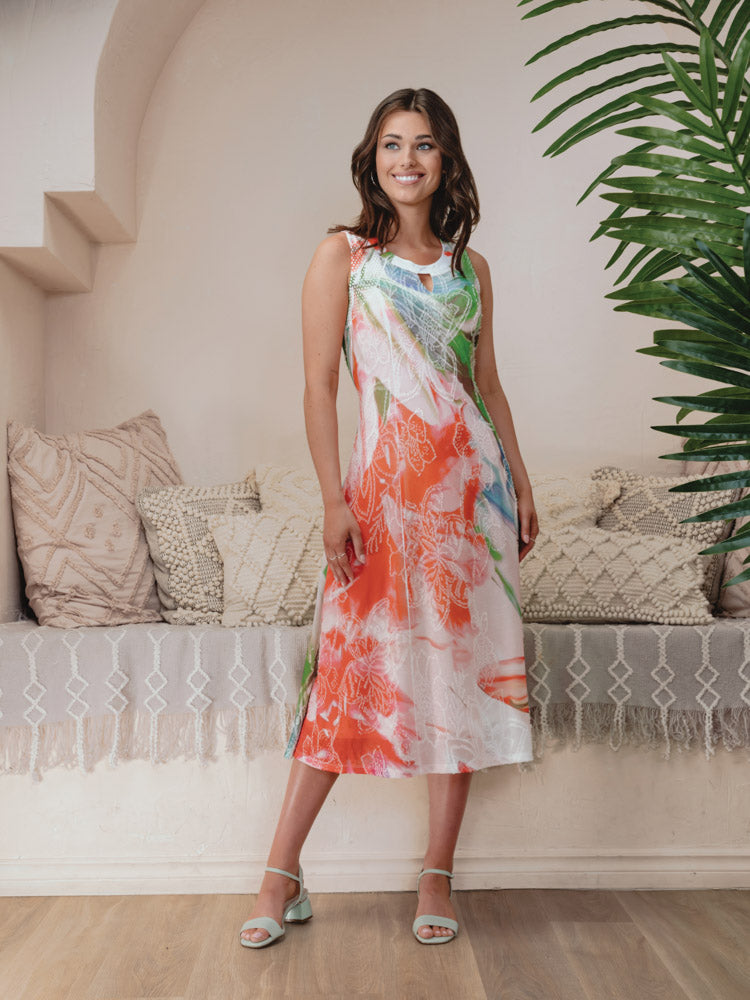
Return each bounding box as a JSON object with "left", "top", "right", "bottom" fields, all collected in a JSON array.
[{"left": 323, "top": 497, "right": 366, "bottom": 585}]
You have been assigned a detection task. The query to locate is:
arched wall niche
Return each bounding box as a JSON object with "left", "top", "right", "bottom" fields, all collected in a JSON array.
[
  {"left": 0, "top": 0, "right": 204, "bottom": 622},
  {"left": 0, "top": 0, "right": 205, "bottom": 293}
]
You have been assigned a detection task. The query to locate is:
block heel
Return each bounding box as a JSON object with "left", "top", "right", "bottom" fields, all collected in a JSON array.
[{"left": 286, "top": 894, "right": 313, "bottom": 922}]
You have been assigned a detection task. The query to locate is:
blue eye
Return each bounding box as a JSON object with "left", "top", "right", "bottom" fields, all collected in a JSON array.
[{"left": 384, "top": 142, "right": 434, "bottom": 150}]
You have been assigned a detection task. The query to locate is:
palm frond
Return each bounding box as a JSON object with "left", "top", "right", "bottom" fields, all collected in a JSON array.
[{"left": 519, "top": 2, "right": 750, "bottom": 575}]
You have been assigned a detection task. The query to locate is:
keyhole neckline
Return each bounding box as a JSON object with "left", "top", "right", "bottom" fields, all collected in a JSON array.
[{"left": 378, "top": 239, "right": 453, "bottom": 275}]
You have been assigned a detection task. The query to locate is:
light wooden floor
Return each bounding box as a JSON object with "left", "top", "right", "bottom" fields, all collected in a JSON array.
[{"left": 1, "top": 889, "right": 748, "bottom": 1000}]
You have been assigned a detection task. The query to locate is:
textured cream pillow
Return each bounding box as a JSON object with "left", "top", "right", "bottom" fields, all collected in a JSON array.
[
  {"left": 676, "top": 446, "right": 750, "bottom": 617},
  {"left": 207, "top": 464, "right": 324, "bottom": 627},
  {"left": 6, "top": 409, "right": 183, "bottom": 627},
  {"left": 591, "top": 465, "right": 741, "bottom": 609},
  {"left": 136, "top": 474, "right": 261, "bottom": 624},
  {"left": 520, "top": 523, "right": 713, "bottom": 624},
  {"left": 528, "top": 472, "right": 621, "bottom": 528}
]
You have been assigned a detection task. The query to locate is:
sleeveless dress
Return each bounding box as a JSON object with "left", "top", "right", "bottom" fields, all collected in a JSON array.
[{"left": 283, "top": 230, "right": 533, "bottom": 776}]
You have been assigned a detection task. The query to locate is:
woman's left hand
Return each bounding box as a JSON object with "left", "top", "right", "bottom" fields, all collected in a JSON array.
[{"left": 516, "top": 488, "right": 539, "bottom": 563}]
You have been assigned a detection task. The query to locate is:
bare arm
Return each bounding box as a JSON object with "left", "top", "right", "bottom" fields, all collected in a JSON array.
[
  {"left": 302, "top": 232, "right": 366, "bottom": 583},
  {"left": 467, "top": 247, "right": 539, "bottom": 560}
]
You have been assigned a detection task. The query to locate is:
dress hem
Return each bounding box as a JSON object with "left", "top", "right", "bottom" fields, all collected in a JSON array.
[{"left": 291, "top": 749, "right": 535, "bottom": 778}]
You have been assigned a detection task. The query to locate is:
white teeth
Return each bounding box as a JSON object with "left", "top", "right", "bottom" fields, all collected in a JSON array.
[{"left": 394, "top": 174, "right": 422, "bottom": 181}]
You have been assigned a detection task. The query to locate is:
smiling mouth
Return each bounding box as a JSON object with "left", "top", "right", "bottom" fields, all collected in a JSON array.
[{"left": 392, "top": 173, "right": 424, "bottom": 184}]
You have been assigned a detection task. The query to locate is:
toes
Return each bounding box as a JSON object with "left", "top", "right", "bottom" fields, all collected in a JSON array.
[
  {"left": 434, "top": 925, "right": 453, "bottom": 937},
  {"left": 417, "top": 923, "right": 454, "bottom": 939},
  {"left": 242, "top": 928, "right": 269, "bottom": 942}
]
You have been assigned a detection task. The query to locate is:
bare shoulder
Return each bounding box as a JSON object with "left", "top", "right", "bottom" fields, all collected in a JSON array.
[
  {"left": 306, "top": 230, "right": 351, "bottom": 286},
  {"left": 313, "top": 230, "right": 351, "bottom": 268},
  {"left": 314, "top": 230, "right": 351, "bottom": 260}
]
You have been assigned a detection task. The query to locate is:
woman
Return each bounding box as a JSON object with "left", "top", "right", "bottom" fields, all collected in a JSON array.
[{"left": 240, "top": 87, "right": 539, "bottom": 948}]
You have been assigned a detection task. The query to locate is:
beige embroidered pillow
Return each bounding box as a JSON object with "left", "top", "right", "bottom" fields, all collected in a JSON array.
[
  {"left": 136, "top": 474, "right": 261, "bottom": 624},
  {"left": 520, "top": 524, "right": 713, "bottom": 624},
  {"left": 6, "top": 409, "right": 183, "bottom": 627},
  {"left": 206, "top": 464, "right": 324, "bottom": 627},
  {"left": 591, "top": 465, "right": 741, "bottom": 609},
  {"left": 528, "top": 472, "right": 621, "bottom": 527},
  {"left": 676, "top": 445, "right": 750, "bottom": 618}
]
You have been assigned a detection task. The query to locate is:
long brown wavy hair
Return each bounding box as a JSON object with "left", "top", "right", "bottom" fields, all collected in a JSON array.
[{"left": 328, "top": 88, "right": 480, "bottom": 279}]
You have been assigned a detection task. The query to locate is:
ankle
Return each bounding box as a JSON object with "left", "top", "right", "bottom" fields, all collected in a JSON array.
[
  {"left": 421, "top": 863, "right": 454, "bottom": 879},
  {"left": 264, "top": 861, "right": 301, "bottom": 882},
  {"left": 418, "top": 867, "right": 453, "bottom": 895}
]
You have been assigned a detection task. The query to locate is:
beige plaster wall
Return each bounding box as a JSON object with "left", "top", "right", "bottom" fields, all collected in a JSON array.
[
  {"left": 44, "top": 0, "right": 696, "bottom": 494},
  {"left": 0, "top": 0, "right": 117, "bottom": 245},
  {"left": 3, "top": 743, "right": 750, "bottom": 894}
]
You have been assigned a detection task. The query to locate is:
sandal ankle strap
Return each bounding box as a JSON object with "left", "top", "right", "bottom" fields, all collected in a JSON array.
[
  {"left": 265, "top": 865, "right": 302, "bottom": 884},
  {"left": 417, "top": 868, "right": 454, "bottom": 897}
]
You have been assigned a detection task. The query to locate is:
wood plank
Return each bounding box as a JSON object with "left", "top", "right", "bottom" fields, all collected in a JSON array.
[
  {"left": 616, "top": 889, "right": 750, "bottom": 1000},
  {"left": 550, "top": 920, "right": 689, "bottom": 1000},
  {"left": 0, "top": 896, "right": 118, "bottom": 1000},
  {"left": 185, "top": 891, "right": 297, "bottom": 999},
  {"left": 536, "top": 888, "right": 634, "bottom": 923},
  {"left": 83, "top": 894, "right": 204, "bottom": 1000},
  {"left": 0, "top": 895, "right": 53, "bottom": 990},
  {"left": 460, "top": 889, "right": 584, "bottom": 1000},
  {"left": 282, "top": 891, "right": 487, "bottom": 999},
  {"left": 0, "top": 889, "right": 747, "bottom": 1000}
]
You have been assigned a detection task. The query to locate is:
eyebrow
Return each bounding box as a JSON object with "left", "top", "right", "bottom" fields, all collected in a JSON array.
[{"left": 383, "top": 133, "right": 433, "bottom": 140}]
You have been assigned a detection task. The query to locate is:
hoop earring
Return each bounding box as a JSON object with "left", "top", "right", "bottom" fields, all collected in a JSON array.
[{"left": 370, "top": 169, "right": 379, "bottom": 186}]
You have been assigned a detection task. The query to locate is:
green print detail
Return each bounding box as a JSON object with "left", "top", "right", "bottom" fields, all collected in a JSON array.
[
  {"left": 497, "top": 565, "right": 523, "bottom": 618},
  {"left": 449, "top": 331, "right": 473, "bottom": 370},
  {"left": 374, "top": 378, "right": 391, "bottom": 423},
  {"left": 474, "top": 524, "right": 523, "bottom": 619}
]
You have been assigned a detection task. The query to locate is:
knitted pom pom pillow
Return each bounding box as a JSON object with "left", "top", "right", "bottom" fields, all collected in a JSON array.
[
  {"left": 591, "top": 465, "right": 741, "bottom": 609},
  {"left": 520, "top": 523, "right": 713, "bottom": 624},
  {"left": 136, "top": 473, "right": 261, "bottom": 624}
]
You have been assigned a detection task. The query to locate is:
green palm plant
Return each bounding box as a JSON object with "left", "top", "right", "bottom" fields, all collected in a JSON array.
[{"left": 519, "top": 0, "right": 750, "bottom": 591}]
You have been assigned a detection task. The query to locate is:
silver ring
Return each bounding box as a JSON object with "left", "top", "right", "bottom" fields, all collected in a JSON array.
[{"left": 336, "top": 551, "right": 347, "bottom": 558}]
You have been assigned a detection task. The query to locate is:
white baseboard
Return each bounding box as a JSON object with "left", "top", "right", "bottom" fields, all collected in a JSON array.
[{"left": 3, "top": 849, "right": 750, "bottom": 895}]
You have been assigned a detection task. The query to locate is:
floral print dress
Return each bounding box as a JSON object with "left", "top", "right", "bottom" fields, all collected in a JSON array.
[{"left": 284, "top": 230, "right": 533, "bottom": 776}]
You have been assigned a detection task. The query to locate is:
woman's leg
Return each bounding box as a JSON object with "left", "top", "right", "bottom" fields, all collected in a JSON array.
[
  {"left": 241, "top": 757, "right": 339, "bottom": 943},
  {"left": 415, "top": 771, "right": 473, "bottom": 940}
]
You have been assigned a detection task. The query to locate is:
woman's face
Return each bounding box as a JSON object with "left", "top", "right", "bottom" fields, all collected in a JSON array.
[{"left": 374, "top": 109, "right": 443, "bottom": 211}]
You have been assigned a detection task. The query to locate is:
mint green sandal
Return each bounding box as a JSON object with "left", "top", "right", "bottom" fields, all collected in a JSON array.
[
  {"left": 239, "top": 865, "right": 313, "bottom": 948},
  {"left": 412, "top": 867, "right": 458, "bottom": 944}
]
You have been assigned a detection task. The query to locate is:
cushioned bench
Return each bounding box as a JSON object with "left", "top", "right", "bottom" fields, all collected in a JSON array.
[{"left": 3, "top": 616, "right": 749, "bottom": 781}]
